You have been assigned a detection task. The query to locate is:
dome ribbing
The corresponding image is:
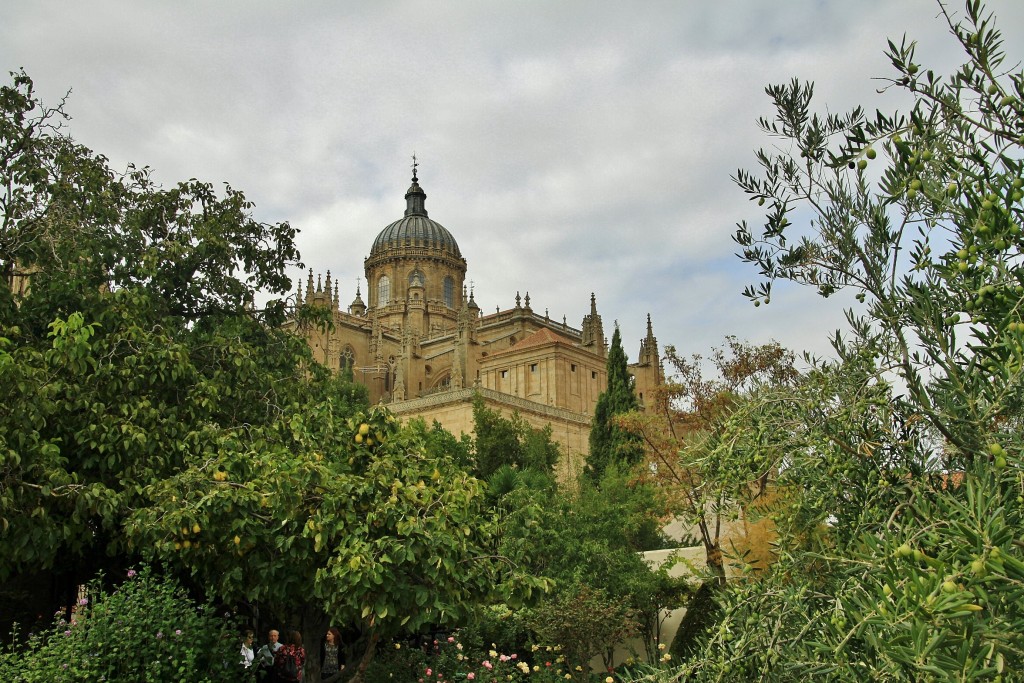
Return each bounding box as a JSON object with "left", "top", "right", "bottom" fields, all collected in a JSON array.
[{"left": 369, "top": 171, "right": 461, "bottom": 258}]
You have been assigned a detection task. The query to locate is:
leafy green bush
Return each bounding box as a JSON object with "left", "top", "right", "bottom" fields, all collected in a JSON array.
[
  {"left": 462, "top": 604, "right": 533, "bottom": 661},
  {"left": 0, "top": 567, "right": 237, "bottom": 682},
  {"left": 527, "top": 581, "right": 640, "bottom": 673},
  {"left": 361, "top": 640, "right": 427, "bottom": 683}
]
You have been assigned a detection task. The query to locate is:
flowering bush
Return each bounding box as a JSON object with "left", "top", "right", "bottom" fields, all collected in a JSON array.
[
  {"left": 363, "top": 632, "right": 684, "bottom": 682},
  {"left": 0, "top": 567, "right": 237, "bottom": 682},
  {"left": 360, "top": 633, "right": 566, "bottom": 681},
  {"left": 396, "top": 635, "right": 587, "bottom": 682}
]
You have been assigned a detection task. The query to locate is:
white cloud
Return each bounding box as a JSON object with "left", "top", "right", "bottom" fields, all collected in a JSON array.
[{"left": 4, "top": 0, "right": 1023, "bottom": 370}]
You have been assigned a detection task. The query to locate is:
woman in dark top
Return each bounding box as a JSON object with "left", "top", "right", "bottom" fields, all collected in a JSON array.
[{"left": 320, "top": 627, "right": 344, "bottom": 683}]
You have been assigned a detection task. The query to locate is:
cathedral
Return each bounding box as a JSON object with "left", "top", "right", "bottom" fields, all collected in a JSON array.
[{"left": 290, "top": 166, "right": 663, "bottom": 479}]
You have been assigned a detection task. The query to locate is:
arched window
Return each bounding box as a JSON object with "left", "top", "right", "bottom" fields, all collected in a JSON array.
[
  {"left": 340, "top": 347, "right": 355, "bottom": 377},
  {"left": 377, "top": 275, "right": 391, "bottom": 306},
  {"left": 444, "top": 276, "right": 454, "bottom": 308}
]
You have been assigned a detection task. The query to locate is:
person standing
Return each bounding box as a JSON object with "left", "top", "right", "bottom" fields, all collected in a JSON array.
[
  {"left": 320, "top": 627, "right": 345, "bottom": 683},
  {"left": 257, "top": 629, "right": 283, "bottom": 682},
  {"left": 273, "top": 630, "right": 306, "bottom": 682},
  {"left": 240, "top": 630, "right": 256, "bottom": 672}
]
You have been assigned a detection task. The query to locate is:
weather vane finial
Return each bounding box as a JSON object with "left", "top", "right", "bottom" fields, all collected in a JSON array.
[{"left": 411, "top": 152, "right": 418, "bottom": 181}]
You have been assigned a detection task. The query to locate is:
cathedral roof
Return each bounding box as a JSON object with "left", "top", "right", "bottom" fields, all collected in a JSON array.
[
  {"left": 370, "top": 170, "right": 462, "bottom": 258},
  {"left": 499, "top": 328, "right": 579, "bottom": 355}
]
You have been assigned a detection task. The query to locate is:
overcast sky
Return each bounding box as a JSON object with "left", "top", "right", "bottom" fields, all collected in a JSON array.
[{"left": 4, "top": 1, "right": 1023, "bottom": 370}]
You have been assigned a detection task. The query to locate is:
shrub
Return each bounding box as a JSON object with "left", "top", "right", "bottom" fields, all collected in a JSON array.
[
  {"left": 0, "top": 567, "right": 237, "bottom": 682},
  {"left": 361, "top": 639, "right": 427, "bottom": 683},
  {"left": 527, "top": 582, "right": 640, "bottom": 673}
]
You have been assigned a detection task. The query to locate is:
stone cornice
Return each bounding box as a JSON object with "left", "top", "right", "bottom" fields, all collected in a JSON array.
[{"left": 388, "top": 387, "right": 591, "bottom": 426}]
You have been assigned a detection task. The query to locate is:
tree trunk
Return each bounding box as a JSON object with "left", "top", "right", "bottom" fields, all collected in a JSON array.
[
  {"left": 298, "top": 605, "right": 330, "bottom": 683},
  {"left": 705, "top": 542, "right": 727, "bottom": 587},
  {"left": 345, "top": 628, "right": 380, "bottom": 683}
]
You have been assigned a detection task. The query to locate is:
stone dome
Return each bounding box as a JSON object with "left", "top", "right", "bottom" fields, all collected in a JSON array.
[{"left": 370, "top": 173, "right": 462, "bottom": 258}]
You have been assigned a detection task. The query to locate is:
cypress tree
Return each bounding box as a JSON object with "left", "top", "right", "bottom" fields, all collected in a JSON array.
[{"left": 585, "top": 325, "right": 643, "bottom": 481}]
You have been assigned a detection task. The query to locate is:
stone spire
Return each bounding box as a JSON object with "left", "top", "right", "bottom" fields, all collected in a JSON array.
[
  {"left": 351, "top": 278, "right": 366, "bottom": 316},
  {"left": 581, "top": 292, "right": 606, "bottom": 356},
  {"left": 638, "top": 314, "right": 660, "bottom": 366}
]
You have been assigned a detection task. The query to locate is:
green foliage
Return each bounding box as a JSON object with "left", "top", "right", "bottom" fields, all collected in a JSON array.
[
  {"left": 0, "top": 567, "right": 236, "bottom": 683},
  {"left": 126, "top": 403, "right": 546, "bottom": 681},
  {"left": 0, "top": 70, "right": 310, "bottom": 588},
  {"left": 587, "top": 327, "right": 643, "bottom": 482},
  {"left": 522, "top": 422, "right": 563, "bottom": 475},
  {"left": 1, "top": 71, "right": 298, "bottom": 329},
  {"left": 315, "top": 408, "right": 537, "bottom": 635},
  {"left": 463, "top": 604, "right": 533, "bottom": 659},
  {"left": 487, "top": 463, "right": 558, "bottom": 506},
  {"left": 418, "top": 635, "right": 533, "bottom": 682},
  {"left": 732, "top": 2, "right": 1024, "bottom": 463},
  {"left": 574, "top": 465, "right": 672, "bottom": 554},
  {"left": 363, "top": 634, "right": 581, "bottom": 683},
  {"left": 408, "top": 417, "right": 474, "bottom": 470},
  {"left": 488, "top": 463, "right": 683, "bottom": 671},
  {"left": 0, "top": 71, "right": 533, "bottom": 683},
  {"left": 472, "top": 397, "right": 561, "bottom": 479},
  {"left": 673, "top": 464, "right": 1024, "bottom": 681},
  {"left": 474, "top": 397, "right": 522, "bottom": 479},
  {"left": 527, "top": 581, "right": 640, "bottom": 673},
  {"left": 495, "top": 465, "right": 669, "bottom": 586},
  {"left": 670, "top": 2, "right": 1024, "bottom": 680},
  {"left": 0, "top": 282, "right": 361, "bottom": 581},
  {"left": 622, "top": 562, "right": 690, "bottom": 665},
  {"left": 360, "top": 641, "right": 427, "bottom": 683}
]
